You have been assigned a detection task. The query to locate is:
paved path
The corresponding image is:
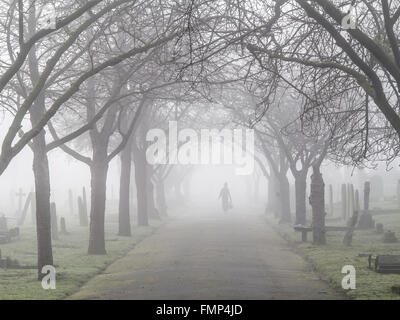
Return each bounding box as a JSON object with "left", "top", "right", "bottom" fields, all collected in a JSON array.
[{"left": 70, "top": 210, "right": 343, "bottom": 299}]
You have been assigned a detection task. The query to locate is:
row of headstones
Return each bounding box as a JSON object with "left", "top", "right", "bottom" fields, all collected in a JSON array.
[
  {"left": 326, "top": 182, "right": 370, "bottom": 218},
  {"left": 70, "top": 187, "right": 89, "bottom": 227},
  {"left": 326, "top": 182, "right": 375, "bottom": 228},
  {"left": 17, "top": 187, "right": 89, "bottom": 228}
]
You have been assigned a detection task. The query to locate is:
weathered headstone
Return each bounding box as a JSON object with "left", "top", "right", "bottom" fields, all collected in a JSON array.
[
  {"left": 370, "top": 175, "right": 384, "bottom": 202},
  {"left": 15, "top": 188, "right": 26, "bottom": 217},
  {"left": 329, "top": 184, "right": 333, "bottom": 216},
  {"left": 364, "top": 181, "right": 370, "bottom": 211},
  {"left": 50, "top": 202, "right": 59, "bottom": 240},
  {"left": 343, "top": 210, "right": 358, "bottom": 246},
  {"left": 355, "top": 189, "right": 360, "bottom": 212},
  {"left": 383, "top": 231, "right": 398, "bottom": 243},
  {"left": 358, "top": 181, "right": 374, "bottom": 229},
  {"left": 358, "top": 211, "right": 375, "bottom": 229},
  {"left": 348, "top": 184, "right": 354, "bottom": 218},
  {"left": 78, "top": 196, "right": 88, "bottom": 227},
  {"left": 341, "top": 184, "right": 347, "bottom": 220},
  {"left": 17, "top": 192, "right": 33, "bottom": 226},
  {"left": 60, "top": 217, "right": 69, "bottom": 235},
  {"left": 68, "top": 189, "right": 74, "bottom": 216},
  {"left": 0, "top": 215, "right": 7, "bottom": 232},
  {"left": 82, "top": 187, "right": 88, "bottom": 220},
  {"left": 310, "top": 166, "right": 326, "bottom": 245},
  {"left": 376, "top": 223, "right": 384, "bottom": 234},
  {"left": 397, "top": 180, "right": 400, "bottom": 210}
]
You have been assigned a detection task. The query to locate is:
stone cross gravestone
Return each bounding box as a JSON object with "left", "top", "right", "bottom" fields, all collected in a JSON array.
[
  {"left": 15, "top": 189, "right": 26, "bottom": 217},
  {"left": 0, "top": 215, "right": 7, "bottom": 232}
]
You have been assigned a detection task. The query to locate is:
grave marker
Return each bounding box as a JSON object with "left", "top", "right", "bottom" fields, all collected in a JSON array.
[
  {"left": 68, "top": 189, "right": 74, "bottom": 216},
  {"left": 60, "top": 217, "right": 69, "bottom": 235},
  {"left": 50, "top": 202, "right": 58, "bottom": 240},
  {"left": 341, "top": 184, "right": 347, "bottom": 220},
  {"left": 364, "top": 181, "right": 370, "bottom": 211},
  {"left": 15, "top": 189, "right": 26, "bottom": 217},
  {"left": 78, "top": 196, "right": 88, "bottom": 227},
  {"left": 329, "top": 184, "right": 333, "bottom": 216}
]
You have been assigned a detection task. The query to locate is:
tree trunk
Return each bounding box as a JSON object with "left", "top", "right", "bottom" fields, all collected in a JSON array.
[
  {"left": 174, "top": 180, "right": 184, "bottom": 204},
  {"left": 310, "top": 165, "right": 326, "bottom": 245},
  {"left": 267, "top": 172, "right": 279, "bottom": 216},
  {"left": 133, "top": 146, "right": 148, "bottom": 226},
  {"left": 328, "top": 184, "right": 333, "bottom": 216},
  {"left": 118, "top": 142, "right": 132, "bottom": 236},
  {"left": 88, "top": 148, "right": 108, "bottom": 255},
  {"left": 147, "top": 176, "right": 160, "bottom": 219},
  {"left": 156, "top": 180, "right": 168, "bottom": 216},
  {"left": 32, "top": 129, "right": 53, "bottom": 279},
  {"left": 279, "top": 173, "right": 291, "bottom": 223},
  {"left": 294, "top": 172, "right": 307, "bottom": 225}
]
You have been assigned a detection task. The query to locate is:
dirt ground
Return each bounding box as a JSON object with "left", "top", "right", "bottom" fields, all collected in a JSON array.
[{"left": 69, "top": 209, "right": 344, "bottom": 300}]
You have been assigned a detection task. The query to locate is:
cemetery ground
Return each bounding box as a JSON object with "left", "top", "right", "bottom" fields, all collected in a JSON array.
[
  {"left": 0, "top": 217, "right": 163, "bottom": 299},
  {"left": 269, "top": 205, "right": 400, "bottom": 299},
  {"left": 69, "top": 208, "right": 343, "bottom": 300}
]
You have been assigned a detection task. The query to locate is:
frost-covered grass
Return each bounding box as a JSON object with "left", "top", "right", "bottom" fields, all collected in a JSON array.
[
  {"left": 268, "top": 213, "right": 400, "bottom": 300},
  {"left": 0, "top": 216, "right": 162, "bottom": 300}
]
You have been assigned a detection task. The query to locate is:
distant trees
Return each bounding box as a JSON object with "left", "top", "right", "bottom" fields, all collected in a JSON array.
[
  {"left": 0, "top": 0, "right": 188, "bottom": 274},
  {"left": 246, "top": 0, "right": 400, "bottom": 166}
]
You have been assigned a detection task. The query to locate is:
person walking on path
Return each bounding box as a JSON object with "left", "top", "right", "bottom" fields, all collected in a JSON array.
[{"left": 219, "top": 182, "right": 232, "bottom": 213}]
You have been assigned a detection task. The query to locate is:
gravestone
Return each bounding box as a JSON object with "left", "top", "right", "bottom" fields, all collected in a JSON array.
[
  {"left": 358, "top": 211, "right": 375, "bottom": 229},
  {"left": 343, "top": 210, "right": 359, "bottom": 246},
  {"left": 383, "top": 231, "right": 398, "bottom": 243},
  {"left": 370, "top": 175, "right": 384, "bottom": 202},
  {"left": 348, "top": 184, "right": 354, "bottom": 218},
  {"left": 329, "top": 184, "right": 333, "bottom": 216},
  {"left": 82, "top": 187, "right": 88, "bottom": 220},
  {"left": 50, "top": 202, "right": 59, "bottom": 240},
  {"left": 68, "top": 189, "right": 74, "bottom": 216},
  {"left": 341, "top": 184, "right": 347, "bottom": 220},
  {"left": 364, "top": 181, "right": 370, "bottom": 210},
  {"left": 0, "top": 215, "right": 7, "bottom": 232},
  {"left": 374, "top": 255, "right": 400, "bottom": 273},
  {"left": 355, "top": 189, "right": 360, "bottom": 212},
  {"left": 15, "top": 188, "right": 26, "bottom": 217},
  {"left": 358, "top": 181, "right": 374, "bottom": 229},
  {"left": 60, "top": 217, "right": 69, "bottom": 235},
  {"left": 376, "top": 223, "right": 384, "bottom": 234},
  {"left": 392, "top": 286, "right": 400, "bottom": 295},
  {"left": 78, "top": 196, "right": 88, "bottom": 227},
  {"left": 17, "top": 192, "right": 33, "bottom": 226}
]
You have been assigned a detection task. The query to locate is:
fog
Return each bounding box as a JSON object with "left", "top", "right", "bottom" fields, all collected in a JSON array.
[{"left": 1, "top": 0, "right": 400, "bottom": 302}]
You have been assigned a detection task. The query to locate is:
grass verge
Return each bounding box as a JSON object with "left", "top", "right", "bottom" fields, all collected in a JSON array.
[
  {"left": 0, "top": 217, "right": 163, "bottom": 300},
  {"left": 268, "top": 213, "right": 400, "bottom": 300}
]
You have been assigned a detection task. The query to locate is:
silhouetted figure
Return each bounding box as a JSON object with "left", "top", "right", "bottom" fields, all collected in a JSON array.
[{"left": 219, "top": 182, "right": 232, "bottom": 213}]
